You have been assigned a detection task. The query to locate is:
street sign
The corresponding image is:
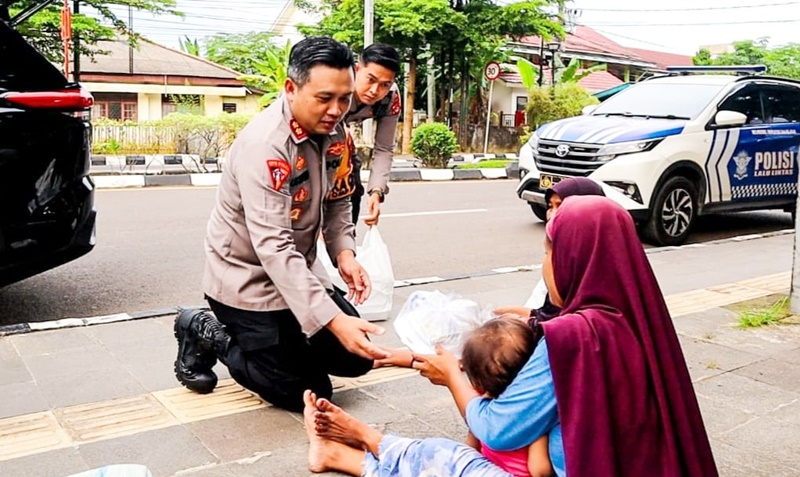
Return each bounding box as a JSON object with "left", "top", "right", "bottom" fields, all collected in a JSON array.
[{"left": 484, "top": 61, "right": 501, "bottom": 81}]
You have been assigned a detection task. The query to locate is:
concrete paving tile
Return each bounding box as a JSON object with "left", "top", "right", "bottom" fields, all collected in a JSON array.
[
  {"left": 38, "top": 367, "right": 146, "bottom": 409},
  {"left": 733, "top": 358, "right": 800, "bottom": 394},
  {"left": 23, "top": 345, "right": 120, "bottom": 379},
  {"left": 772, "top": 347, "right": 800, "bottom": 365},
  {"left": 766, "top": 397, "right": 800, "bottom": 428},
  {"left": 694, "top": 373, "right": 800, "bottom": 416},
  {"left": 220, "top": 444, "right": 316, "bottom": 477},
  {"left": 700, "top": 325, "right": 800, "bottom": 358},
  {"left": 671, "top": 307, "right": 739, "bottom": 337},
  {"left": 717, "top": 416, "right": 800, "bottom": 470},
  {"left": 412, "top": 406, "right": 469, "bottom": 441},
  {"left": 711, "top": 440, "right": 799, "bottom": 477},
  {"left": 0, "top": 337, "right": 18, "bottom": 360},
  {"left": 359, "top": 374, "right": 455, "bottom": 417},
  {"left": 0, "top": 380, "right": 49, "bottom": 418},
  {"left": 695, "top": 394, "right": 756, "bottom": 438},
  {"left": 0, "top": 446, "right": 88, "bottom": 477},
  {"left": 188, "top": 407, "right": 304, "bottom": 462},
  {"left": 381, "top": 414, "right": 446, "bottom": 440},
  {"left": 677, "top": 337, "right": 764, "bottom": 383},
  {"left": 329, "top": 388, "right": 407, "bottom": 427},
  {"left": 0, "top": 356, "right": 32, "bottom": 384},
  {"left": 80, "top": 425, "right": 217, "bottom": 477},
  {"left": 168, "top": 464, "right": 234, "bottom": 477},
  {"left": 84, "top": 318, "right": 173, "bottom": 347},
  {"left": 11, "top": 328, "right": 98, "bottom": 356}
]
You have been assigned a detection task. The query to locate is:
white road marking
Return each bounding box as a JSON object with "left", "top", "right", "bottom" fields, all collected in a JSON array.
[{"left": 364, "top": 208, "right": 487, "bottom": 219}]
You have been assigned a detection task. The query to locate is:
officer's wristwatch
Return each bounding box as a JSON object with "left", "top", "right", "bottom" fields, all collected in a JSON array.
[{"left": 368, "top": 188, "right": 385, "bottom": 203}]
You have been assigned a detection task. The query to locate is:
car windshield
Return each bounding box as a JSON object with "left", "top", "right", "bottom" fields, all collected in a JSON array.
[{"left": 592, "top": 82, "right": 725, "bottom": 120}]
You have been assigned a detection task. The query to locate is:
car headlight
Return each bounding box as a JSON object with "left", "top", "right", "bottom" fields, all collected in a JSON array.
[
  {"left": 595, "top": 138, "right": 662, "bottom": 161},
  {"left": 528, "top": 133, "right": 540, "bottom": 152}
]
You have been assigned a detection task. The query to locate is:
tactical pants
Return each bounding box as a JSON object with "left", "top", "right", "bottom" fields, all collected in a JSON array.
[
  {"left": 350, "top": 157, "right": 365, "bottom": 225},
  {"left": 208, "top": 288, "right": 373, "bottom": 413}
]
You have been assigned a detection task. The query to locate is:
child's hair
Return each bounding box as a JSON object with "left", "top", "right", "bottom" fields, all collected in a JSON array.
[{"left": 461, "top": 316, "right": 536, "bottom": 398}]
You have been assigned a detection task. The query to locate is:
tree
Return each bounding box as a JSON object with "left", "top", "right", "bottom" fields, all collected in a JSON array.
[
  {"left": 236, "top": 41, "right": 292, "bottom": 107},
  {"left": 304, "top": 0, "right": 465, "bottom": 153},
  {"left": 204, "top": 31, "right": 282, "bottom": 76},
  {"left": 302, "top": 0, "right": 563, "bottom": 151},
  {"left": 179, "top": 35, "right": 200, "bottom": 56},
  {"left": 693, "top": 39, "right": 800, "bottom": 80},
  {"left": 10, "top": 0, "right": 180, "bottom": 63}
]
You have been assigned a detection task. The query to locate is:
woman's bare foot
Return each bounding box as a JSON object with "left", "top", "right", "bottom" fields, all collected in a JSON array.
[
  {"left": 304, "top": 390, "right": 333, "bottom": 473},
  {"left": 314, "top": 397, "right": 384, "bottom": 456}
]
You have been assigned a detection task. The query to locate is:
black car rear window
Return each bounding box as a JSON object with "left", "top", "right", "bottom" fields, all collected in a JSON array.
[{"left": 0, "top": 20, "right": 69, "bottom": 92}]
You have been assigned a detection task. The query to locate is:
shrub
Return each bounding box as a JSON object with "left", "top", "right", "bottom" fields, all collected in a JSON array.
[
  {"left": 526, "top": 83, "right": 599, "bottom": 129},
  {"left": 411, "top": 122, "right": 458, "bottom": 168}
]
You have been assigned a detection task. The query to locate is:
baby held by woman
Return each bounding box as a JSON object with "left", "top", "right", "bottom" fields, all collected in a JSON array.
[{"left": 381, "top": 316, "right": 552, "bottom": 477}]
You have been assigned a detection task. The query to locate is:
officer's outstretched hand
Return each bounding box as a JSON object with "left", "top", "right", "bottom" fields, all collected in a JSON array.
[
  {"left": 364, "top": 194, "right": 381, "bottom": 226},
  {"left": 336, "top": 250, "right": 372, "bottom": 305},
  {"left": 327, "top": 313, "right": 391, "bottom": 360}
]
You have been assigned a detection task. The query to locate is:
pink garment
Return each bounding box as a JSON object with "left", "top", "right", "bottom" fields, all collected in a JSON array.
[{"left": 480, "top": 442, "right": 531, "bottom": 477}]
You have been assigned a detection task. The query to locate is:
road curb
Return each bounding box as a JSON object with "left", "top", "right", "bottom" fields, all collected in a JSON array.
[
  {"left": 0, "top": 228, "right": 792, "bottom": 337},
  {"left": 91, "top": 167, "right": 515, "bottom": 189}
]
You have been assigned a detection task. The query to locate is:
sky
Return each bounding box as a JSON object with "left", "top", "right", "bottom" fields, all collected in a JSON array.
[{"left": 99, "top": 0, "right": 800, "bottom": 56}]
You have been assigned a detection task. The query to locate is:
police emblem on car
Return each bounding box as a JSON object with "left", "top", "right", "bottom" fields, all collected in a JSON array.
[{"left": 555, "top": 144, "right": 570, "bottom": 157}]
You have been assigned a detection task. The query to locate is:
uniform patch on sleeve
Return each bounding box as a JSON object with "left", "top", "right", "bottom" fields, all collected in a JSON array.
[
  {"left": 295, "top": 155, "right": 307, "bottom": 171},
  {"left": 293, "top": 187, "right": 309, "bottom": 203},
  {"left": 290, "top": 207, "right": 303, "bottom": 221},
  {"left": 266, "top": 159, "right": 291, "bottom": 191},
  {"left": 390, "top": 91, "right": 401, "bottom": 116}
]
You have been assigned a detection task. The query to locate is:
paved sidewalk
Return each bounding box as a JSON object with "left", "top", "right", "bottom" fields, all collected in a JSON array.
[{"left": 1, "top": 235, "right": 799, "bottom": 477}]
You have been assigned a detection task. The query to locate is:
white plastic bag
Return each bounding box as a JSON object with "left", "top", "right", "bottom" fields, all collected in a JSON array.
[
  {"left": 393, "top": 290, "right": 494, "bottom": 358},
  {"left": 317, "top": 227, "right": 395, "bottom": 321}
]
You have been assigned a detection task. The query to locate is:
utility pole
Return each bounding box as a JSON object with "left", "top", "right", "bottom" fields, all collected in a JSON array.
[
  {"left": 362, "top": 0, "right": 375, "bottom": 145},
  {"left": 128, "top": 5, "right": 134, "bottom": 74},
  {"left": 427, "top": 46, "right": 435, "bottom": 122},
  {"left": 72, "top": 0, "right": 80, "bottom": 81}
]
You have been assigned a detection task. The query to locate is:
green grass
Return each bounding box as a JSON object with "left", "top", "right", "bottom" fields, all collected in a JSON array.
[
  {"left": 455, "top": 159, "right": 513, "bottom": 169},
  {"left": 737, "top": 296, "right": 791, "bottom": 328}
]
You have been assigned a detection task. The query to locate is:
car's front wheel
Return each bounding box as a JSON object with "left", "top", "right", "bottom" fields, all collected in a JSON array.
[
  {"left": 643, "top": 176, "right": 697, "bottom": 246},
  {"left": 530, "top": 203, "right": 548, "bottom": 222}
]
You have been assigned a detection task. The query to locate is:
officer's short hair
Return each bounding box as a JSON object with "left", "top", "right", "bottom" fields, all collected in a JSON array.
[
  {"left": 288, "top": 36, "right": 355, "bottom": 87},
  {"left": 360, "top": 43, "right": 400, "bottom": 76}
]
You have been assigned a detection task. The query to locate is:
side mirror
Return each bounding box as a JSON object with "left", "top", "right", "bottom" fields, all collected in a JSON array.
[
  {"left": 713, "top": 110, "right": 747, "bottom": 128},
  {"left": 582, "top": 105, "right": 598, "bottom": 116}
]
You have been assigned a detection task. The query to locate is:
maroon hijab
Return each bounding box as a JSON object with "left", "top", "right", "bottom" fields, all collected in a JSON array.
[
  {"left": 545, "top": 177, "right": 605, "bottom": 206},
  {"left": 541, "top": 196, "right": 717, "bottom": 477}
]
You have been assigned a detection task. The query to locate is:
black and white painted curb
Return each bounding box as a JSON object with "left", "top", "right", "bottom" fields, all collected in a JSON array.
[
  {"left": 92, "top": 166, "right": 519, "bottom": 189},
  {"left": 0, "top": 228, "right": 792, "bottom": 336}
]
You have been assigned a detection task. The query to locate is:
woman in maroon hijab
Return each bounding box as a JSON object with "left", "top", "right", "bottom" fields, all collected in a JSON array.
[
  {"left": 303, "top": 196, "right": 718, "bottom": 477},
  {"left": 416, "top": 195, "right": 718, "bottom": 476}
]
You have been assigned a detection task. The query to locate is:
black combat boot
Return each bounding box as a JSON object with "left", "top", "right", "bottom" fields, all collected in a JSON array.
[{"left": 174, "top": 308, "right": 230, "bottom": 394}]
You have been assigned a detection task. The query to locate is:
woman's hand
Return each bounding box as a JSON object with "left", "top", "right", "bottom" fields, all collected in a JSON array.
[{"left": 412, "top": 345, "right": 462, "bottom": 387}]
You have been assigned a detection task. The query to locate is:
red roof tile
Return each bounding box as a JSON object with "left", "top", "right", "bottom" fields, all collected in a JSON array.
[
  {"left": 499, "top": 68, "right": 622, "bottom": 93},
  {"left": 627, "top": 47, "right": 694, "bottom": 70},
  {"left": 520, "top": 25, "right": 640, "bottom": 61}
]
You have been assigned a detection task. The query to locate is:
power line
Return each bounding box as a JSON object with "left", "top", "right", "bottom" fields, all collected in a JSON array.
[
  {"left": 578, "top": 1, "right": 800, "bottom": 12},
  {"left": 591, "top": 19, "right": 800, "bottom": 27}
]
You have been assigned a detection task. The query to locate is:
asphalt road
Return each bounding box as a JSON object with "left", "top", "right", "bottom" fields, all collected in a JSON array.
[{"left": 0, "top": 180, "right": 793, "bottom": 326}]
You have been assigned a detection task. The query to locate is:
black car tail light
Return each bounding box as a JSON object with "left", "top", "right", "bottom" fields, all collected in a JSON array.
[{"left": 3, "top": 89, "right": 93, "bottom": 111}]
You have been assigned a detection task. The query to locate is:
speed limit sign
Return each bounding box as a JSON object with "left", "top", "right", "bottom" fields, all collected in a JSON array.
[{"left": 484, "top": 61, "right": 501, "bottom": 81}]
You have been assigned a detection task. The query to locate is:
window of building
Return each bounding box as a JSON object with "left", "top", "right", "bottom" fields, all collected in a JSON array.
[
  {"left": 162, "top": 94, "right": 203, "bottom": 117},
  {"left": 91, "top": 93, "right": 138, "bottom": 121},
  {"left": 222, "top": 102, "right": 237, "bottom": 113}
]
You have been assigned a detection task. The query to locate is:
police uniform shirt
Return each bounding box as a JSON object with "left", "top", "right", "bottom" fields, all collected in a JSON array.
[
  {"left": 203, "top": 95, "right": 357, "bottom": 337},
  {"left": 344, "top": 83, "right": 401, "bottom": 193}
]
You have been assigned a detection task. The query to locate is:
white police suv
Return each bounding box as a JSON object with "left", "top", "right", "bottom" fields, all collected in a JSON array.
[{"left": 516, "top": 65, "right": 800, "bottom": 245}]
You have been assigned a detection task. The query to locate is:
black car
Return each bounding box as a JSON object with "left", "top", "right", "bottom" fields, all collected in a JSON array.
[{"left": 0, "top": 13, "right": 96, "bottom": 287}]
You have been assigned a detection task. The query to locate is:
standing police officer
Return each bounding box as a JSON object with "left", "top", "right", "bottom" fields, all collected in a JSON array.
[{"left": 345, "top": 43, "right": 401, "bottom": 225}]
